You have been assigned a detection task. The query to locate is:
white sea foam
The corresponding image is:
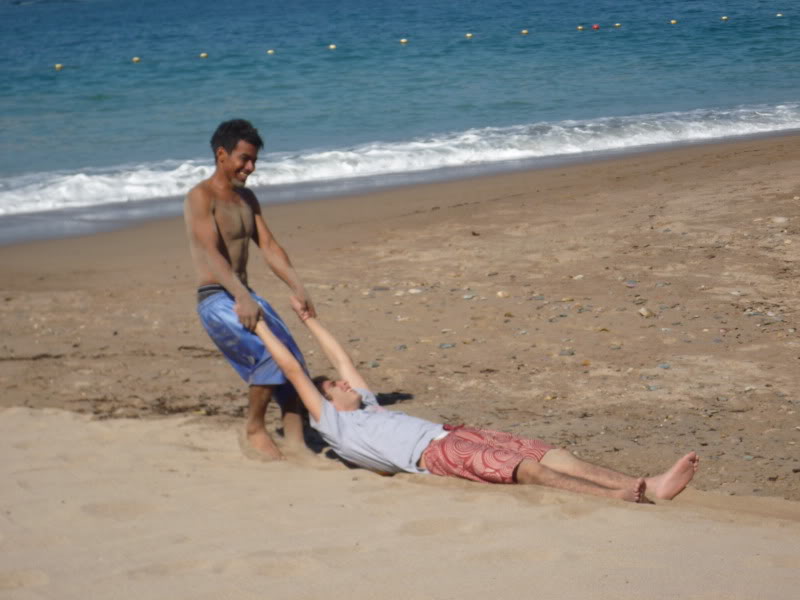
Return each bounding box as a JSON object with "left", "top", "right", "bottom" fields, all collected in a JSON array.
[{"left": 1, "top": 103, "right": 799, "bottom": 216}]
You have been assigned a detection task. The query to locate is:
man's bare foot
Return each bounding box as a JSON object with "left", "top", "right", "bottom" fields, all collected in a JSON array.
[
  {"left": 240, "top": 427, "right": 284, "bottom": 461},
  {"left": 646, "top": 452, "right": 699, "bottom": 500},
  {"left": 617, "top": 478, "right": 646, "bottom": 503}
]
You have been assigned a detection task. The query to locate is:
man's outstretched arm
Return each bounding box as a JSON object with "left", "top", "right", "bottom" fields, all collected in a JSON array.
[
  {"left": 249, "top": 196, "right": 317, "bottom": 318},
  {"left": 290, "top": 297, "right": 369, "bottom": 391},
  {"left": 253, "top": 321, "right": 324, "bottom": 421}
]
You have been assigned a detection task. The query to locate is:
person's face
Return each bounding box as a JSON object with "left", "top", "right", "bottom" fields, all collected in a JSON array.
[
  {"left": 216, "top": 140, "right": 258, "bottom": 188},
  {"left": 321, "top": 379, "right": 361, "bottom": 411}
]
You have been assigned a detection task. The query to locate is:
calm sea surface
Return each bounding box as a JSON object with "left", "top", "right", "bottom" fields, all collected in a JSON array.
[{"left": 0, "top": 0, "right": 798, "bottom": 241}]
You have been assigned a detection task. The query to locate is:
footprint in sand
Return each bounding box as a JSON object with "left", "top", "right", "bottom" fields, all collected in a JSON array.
[
  {"left": 252, "top": 555, "right": 326, "bottom": 577},
  {"left": 218, "top": 549, "right": 333, "bottom": 577},
  {"left": 127, "top": 559, "right": 208, "bottom": 580},
  {"left": 81, "top": 501, "right": 156, "bottom": 520},
  {"left": 398, "top": 516, "right": 516, "bottom": 536},
  {"left": 469, "top": 547, "right": 564, "bottom": 563},
  {"left": 0, "top": 569, "right": 49, "bottom": 590}
]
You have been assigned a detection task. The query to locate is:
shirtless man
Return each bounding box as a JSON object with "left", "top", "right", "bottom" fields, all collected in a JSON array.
[
  {"left": 252, "top": 298, "right": 700, "bottom": 503},
  {"left": 184, "top": 119, "right": 315, "bottom": 459}
]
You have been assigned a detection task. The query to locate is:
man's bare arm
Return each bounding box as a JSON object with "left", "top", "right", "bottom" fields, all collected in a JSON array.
[
  {"left": 290, "top": 297, "right": 369, "bottom": 391},
  {"left": 253, "top": 320, "right": 324, "bottom": 421},
  {"left": 250, "top": 198, "right": 317, "bottom": 318},
  {"left": 184, "top": 187, "right": 261, "bottom": 329}
]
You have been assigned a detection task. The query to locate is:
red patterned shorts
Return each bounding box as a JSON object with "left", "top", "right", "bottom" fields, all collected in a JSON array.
[{"left": 421, "top": 425, "right": 555, "bottom": 484}]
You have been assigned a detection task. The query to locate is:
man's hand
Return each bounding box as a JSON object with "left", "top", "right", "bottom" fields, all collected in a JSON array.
[
  {"left": 292, "top": 290, "right": 317, "bottom": 319},
  {"left": 235, "top": 295, "right": 262, "bottom": 331},
  {"left": 290, "top": 295, "right": 313, "bottom": 322}
]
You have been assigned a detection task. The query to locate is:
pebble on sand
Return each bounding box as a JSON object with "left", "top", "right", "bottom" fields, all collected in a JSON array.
[{"left": 638, "top": 307, "right": 656, "bottom": 318}]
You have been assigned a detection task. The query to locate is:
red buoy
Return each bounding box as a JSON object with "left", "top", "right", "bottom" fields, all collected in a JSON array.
[{"left": 592, "top": 24, "right": 600, "bottom": 30}]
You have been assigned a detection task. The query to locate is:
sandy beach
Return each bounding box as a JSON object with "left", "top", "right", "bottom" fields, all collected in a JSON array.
[{"left": 1, "top": 135, "right": 799, "bottom": 598}]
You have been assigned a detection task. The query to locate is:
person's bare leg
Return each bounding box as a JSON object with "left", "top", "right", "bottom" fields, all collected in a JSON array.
[
  {"left": 645, "top": 452, "right": 699, "bottom": 500},
  {"left": 540, "top": 448, "right": 641, "bottom": 490},
  {"left": 516, "top": 459, "right": 645, "bottom": 503},
  {"left": 541, "top": 448, "right": 699, "bottom": 501},
  {"left": 279, "top": 392, "right": 305, "bottom": 450},
  {"left": 244, "top": 384, "right": 284, "bottom": 460}
]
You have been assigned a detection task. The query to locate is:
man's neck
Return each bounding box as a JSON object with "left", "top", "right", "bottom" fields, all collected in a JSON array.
[{"left": 209, "top": 169, "right": 238, "bottom": 194}]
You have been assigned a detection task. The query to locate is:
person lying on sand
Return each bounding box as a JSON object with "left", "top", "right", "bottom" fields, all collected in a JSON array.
[{"left": 253, "top": 298, "right": 699, "bottom": 503}]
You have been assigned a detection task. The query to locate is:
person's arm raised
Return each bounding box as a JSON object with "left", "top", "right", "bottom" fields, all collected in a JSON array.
[
  {"left": 253, "top": 320, "right": 324, "bottom": 422},
  {"left": 290, "top": 297, "right": 369, "bottom": 392}
]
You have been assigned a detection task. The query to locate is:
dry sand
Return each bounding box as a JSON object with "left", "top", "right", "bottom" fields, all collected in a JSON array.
[{"left": 1, "top": 135, "right": 800, "bottom": 598}]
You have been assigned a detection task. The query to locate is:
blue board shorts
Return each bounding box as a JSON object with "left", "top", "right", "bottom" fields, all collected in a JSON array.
[{"left": 196, "top": 285, "right": 307, "bottom": 408}]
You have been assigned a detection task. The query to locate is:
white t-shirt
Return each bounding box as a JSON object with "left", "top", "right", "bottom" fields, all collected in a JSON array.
[{"left": 309, "top": 388, "right": 445, "bottom": 474}]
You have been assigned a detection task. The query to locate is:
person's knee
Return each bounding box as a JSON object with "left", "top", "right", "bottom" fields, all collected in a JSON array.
[
  {"left": 248, "top": 384, "right": 274, "bottom": 404},
  {"left": 539, "top": 447, "right": 572, "bottom": 468},
  {"left": 514, "top": 459, "right": 547, "bottom": 484}
]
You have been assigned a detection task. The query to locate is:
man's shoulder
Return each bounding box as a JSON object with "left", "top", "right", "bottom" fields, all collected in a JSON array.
[
  {"left": 187, "top": 179, "right": 214, "bottom": 201},
  {"left": 238, "top": 187, "right": 261, "bottom": 212}
]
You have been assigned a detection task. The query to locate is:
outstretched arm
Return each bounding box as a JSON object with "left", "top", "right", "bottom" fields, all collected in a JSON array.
[
  {"left": 250, "top": 197, "right": 316, "bottom": 318},
  {"left": 253, "top": 321, "right": 324, "bottom": 421},
  {"left": 290, "top": 297, "right": 369, "bottom": 391}
]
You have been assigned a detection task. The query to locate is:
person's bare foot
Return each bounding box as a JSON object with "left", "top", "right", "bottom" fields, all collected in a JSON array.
[
  {"left": 240, "top": 427, "right": 285, "bottom": 461},
  {"left": 646, "top": 452, "right": 699, "bottom": 500},
  {"left": 616, "top": 478, "right": 646, "bottom": 503}
]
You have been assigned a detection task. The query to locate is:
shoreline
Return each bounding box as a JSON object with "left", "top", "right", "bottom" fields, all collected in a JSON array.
[
  {"left": 1, "top": 133, "right": 799, "bottom": 504},
  {"left": 3, "top": 129, "right": 800, "bottom": 247}
]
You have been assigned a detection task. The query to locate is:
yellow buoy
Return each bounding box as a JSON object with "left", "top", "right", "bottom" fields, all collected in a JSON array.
[
  {"left": 199, "top": 52, "right": 208, "bottom": 58},
  {"left": 614, "top": 23, "right": 622, "bottom": 28},
  {"left": 54, "top": 63, "right": 63, "bottom": 71},
  {"left": 670, "top": 19, "right": 678, "bottom": 25},
  {"left": 266, "top": 49, "right": 275, "bottom": 55},
  {"left": 520, "top": 29, "right": 529, "bottom": 35},
  {"left": 399, "top": 38, "right": 408, "bottom": 44},
  {"left": 328, "top": 43, "right": 337, "bottom": 50},
  {"left": 776, "top": 13, "right": 784, "bottom": 18},
  {"left": 576, "top": 25, "right": 584, "bottom": 31},
  {"left": 131, "top": 56, "right": 141, "bottom": 63},
  {"left": 465, "top": 32, "right": 473, "bottom": 39},
  {"left": 721, "top": 16, "right": 729, "bottom": 21}
]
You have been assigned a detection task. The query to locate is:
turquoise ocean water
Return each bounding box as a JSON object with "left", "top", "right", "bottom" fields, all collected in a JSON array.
[{"left": 0, "top": 0, "right": 798, "bottom": 243}]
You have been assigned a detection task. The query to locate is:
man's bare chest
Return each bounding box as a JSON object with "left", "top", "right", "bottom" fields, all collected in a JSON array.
[{"left": 213, "top": 199, "right": 254, "bottom": 241}]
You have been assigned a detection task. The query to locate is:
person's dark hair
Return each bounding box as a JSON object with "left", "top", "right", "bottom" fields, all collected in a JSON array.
[
  {"left": 312, "top": 375, "right": 331, "bottom": 399},
  {"left": 210, "top": 119, "right": 264, "bottom": 160}
]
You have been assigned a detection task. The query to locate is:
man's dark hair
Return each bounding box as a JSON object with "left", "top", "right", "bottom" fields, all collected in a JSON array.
[{"left": 210, "top": 119, "right": 264, "bottom": 160}]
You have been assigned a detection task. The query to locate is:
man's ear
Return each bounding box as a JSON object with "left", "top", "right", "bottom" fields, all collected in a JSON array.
[{"left": 214, "top": 146, "right": 227, "bottom": 165}]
